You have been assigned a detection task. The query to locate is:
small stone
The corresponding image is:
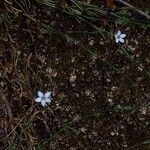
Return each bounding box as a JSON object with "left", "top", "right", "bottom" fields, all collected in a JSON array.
[
  {"left": 69, "top": 74, "right": 77, "bottom": 82},
  {"left": 111, "top": 86, "right": 118, "bottom": 91},
  {"left": 85, "top": 89, "right": 91, "bottom": 96},
  {"left": 79, "top": 127, "right": 87, "bottom": 133},
  {"left": 88, "top": 40, "right": 95, "bottom": 46},
  {"left": 108, "top": 98, "right": 113, "bottom": 103},
  {"left": 111, "top": 132, "right": 115, "bottom": 136},
  {"left": 73, "top": 115, "right": 81, "bottom": 122}
]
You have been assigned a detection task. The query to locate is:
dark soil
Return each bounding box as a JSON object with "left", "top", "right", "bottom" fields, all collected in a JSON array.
[{"left": 0, "top": 0, "right": 150, "bottom": 149}]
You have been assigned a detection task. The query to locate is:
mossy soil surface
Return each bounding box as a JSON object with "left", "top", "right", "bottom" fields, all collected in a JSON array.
[{"left": 0, "top": 0, "right": 150, "bottom": 149}]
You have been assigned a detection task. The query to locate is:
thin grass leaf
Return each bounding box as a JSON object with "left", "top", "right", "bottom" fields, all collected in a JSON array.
[{"left": 35, "top": 0, "right": 57, "bottom": 8}]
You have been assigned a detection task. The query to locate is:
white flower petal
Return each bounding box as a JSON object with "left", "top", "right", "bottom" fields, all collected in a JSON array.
[
  {"left": 45, "top": 91, "right": 51, "bottom": 98},
  {"left": 115, "top": 38, "right": 119, "bottom": 43},
  {"left": 35, "top": 97, "right": 42, "bottom": 102},
  {"left": 45, "top": 98, "right": 52, "bottom": 103},
  {"left": 38, "top": 91, "right": 43, "bottom": 97},
  {"left": 116, "top": 30, "right": 121, "bottom": 36},
  {"left": 115, "top": 34, "right": 118, "bottom": 39},
  {"left": 120, "top": 33, "right": 126, "bottom": 38},
  {"left": 41, "top": 100, "right": 47, "bottom": 107},
  {"left": 119, "top": 38, "right": 124, "bottom": 43}
]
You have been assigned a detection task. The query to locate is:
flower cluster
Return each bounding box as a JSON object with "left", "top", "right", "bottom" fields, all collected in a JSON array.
[{"left": 35, "top": 91, "right": 52, "bottom": 107}]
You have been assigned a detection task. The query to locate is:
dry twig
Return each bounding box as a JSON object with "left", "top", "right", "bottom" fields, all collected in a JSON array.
[{"left": 116, "top": 0, "right": 150, "bottom": 19}]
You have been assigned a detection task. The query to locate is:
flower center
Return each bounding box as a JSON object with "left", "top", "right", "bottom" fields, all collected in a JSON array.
[{"left": 41, "top": 96, "right": 46, "bottom": 101}]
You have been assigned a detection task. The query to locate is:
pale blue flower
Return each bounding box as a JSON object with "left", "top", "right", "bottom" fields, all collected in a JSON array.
[
  {"left": 35, "top": 91, "right": 52, "bottom": 107},
  {"left": 115, "top": 30, "right": 126, "bottom": 43}
]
